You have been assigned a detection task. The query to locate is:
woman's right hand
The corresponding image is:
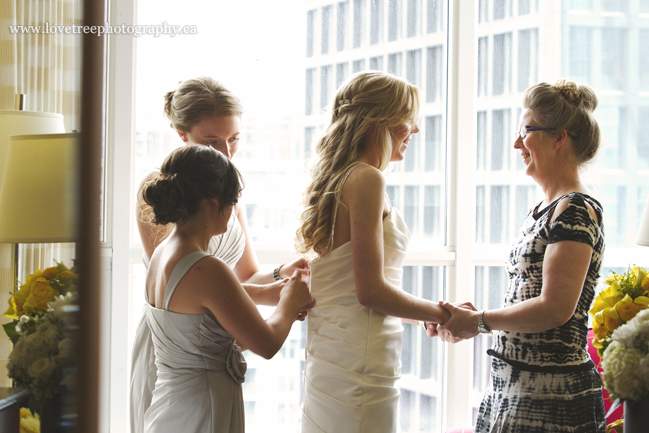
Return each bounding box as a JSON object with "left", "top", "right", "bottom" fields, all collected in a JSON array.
[{"left": 280, "top": 269, "right": 315, "bottom": 318}]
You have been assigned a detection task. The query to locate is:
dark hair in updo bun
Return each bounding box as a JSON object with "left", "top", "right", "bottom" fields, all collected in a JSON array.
[
  {"left": 141, "top": 146, "right": 244, "bottom": 225},
  {"left": 523, "top": 79, "right": 600, "bottom": 166}
]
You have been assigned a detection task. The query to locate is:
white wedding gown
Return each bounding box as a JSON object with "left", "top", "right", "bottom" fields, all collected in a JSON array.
[
  {"left": 302, "top": 163, "right": 411, "bottom": 433},
  {"left": 130, "top": 214, "right": 245, "bottom": 433}
]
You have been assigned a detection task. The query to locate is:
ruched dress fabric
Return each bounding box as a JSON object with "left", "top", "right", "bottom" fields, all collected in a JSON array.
[
  {"left": 130, "top": 213, "right": 245, "bottom": 433},
  {"left": 302, "top": 164, "right": 411, "bottom": 433},
  {"left": 143, "top": 250, "right": 247, "bottom": 433}
]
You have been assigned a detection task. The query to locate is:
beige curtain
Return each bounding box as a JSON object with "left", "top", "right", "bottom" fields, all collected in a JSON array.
[{"left": 0, "top": 0, "right": 81, "bottom": 387}]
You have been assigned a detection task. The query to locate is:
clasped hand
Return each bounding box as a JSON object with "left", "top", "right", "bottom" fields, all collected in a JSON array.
[{"left": 423, "top": 301, "right": 479, "bottom": 343}]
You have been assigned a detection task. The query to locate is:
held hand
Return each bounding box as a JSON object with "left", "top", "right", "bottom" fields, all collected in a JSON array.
[
  {"left": 437, "top": 301, "right": 480, "bottom": 341},
  {"left": 423, "top": 302, "right": 477, "bottom": 340},
  {"left": 280, "top": 257, "right": 310, "bottom": 279},
  {"left": 281, "top": 269, "right": 315, "bottom": 318}
]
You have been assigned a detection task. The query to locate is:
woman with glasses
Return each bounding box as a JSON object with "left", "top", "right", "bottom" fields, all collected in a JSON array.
[
  {"left": 131, "top": 77, "right": 310, "bottom": 433},
  {"left": 139, "top": 145, "right": 314, "bottom": 433},
  {"left": 438, "top": 80, "right": 606, "bottom": 432}
]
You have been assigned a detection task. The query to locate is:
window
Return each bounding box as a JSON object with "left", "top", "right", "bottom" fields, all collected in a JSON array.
[
  {"left": 337, "top": 1, "right": 349, "bottom": 51},
  {"left": 388, "top": 51, "right": 403, "bottom": 76},
  {"left": 370, "top": 0, "right": 384, "bottom": 44},
  {"left": 306, "top": 68, "right": 316, "bottom": 115},
  {"left": 426, "top": 46, "right": 443, "bottom": 102},
  {"left": 352, "top": 58, "right": 366, "bottom": 72},
  {"left": 321, "top": 65, "right": 333, "bottom": 111},
  {"left": 517, "top": 28, "right": 538, "bottom": 92},
  {"left": 370, "top": 55, "right": 384, "bottom": 70},
  {"left": 307, "top": 9, "right": 316, "bottom": 57},
  {"left": 492, "top": 33, "right": 512, "bottom": 96},
  {"left": 477, "top": 37, "right": 488, "bottom": 97},
  {"left": 427, "top": 0, "right": 443, "bottom": 33},
  {"left": 322, "top": 5, "right": 333, "bottom": 55},
  {"left": 336, "top": 61, "right": 350, "bottom": 88},
  {"left": 406, "top": 0, "right": 419, "bottom": 37},
  {"left": 353, "top": 0, "right": 367, "bottom": 48},
  {"left": 601, "top": 28, "right": 627, "bottom": 91},
  {"left": 406, "top": 49, "right": 422, "bottom": 86},
  {"left": 123, "top": 2, "right": 644, "bottom": 432},
  {"left": 388, "top": 0, "right": 402, "bottom": 41}
]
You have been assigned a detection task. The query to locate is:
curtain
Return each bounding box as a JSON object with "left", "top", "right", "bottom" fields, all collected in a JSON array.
[{"left": 0, "top": 0, "right": 82, "bottom": 386}]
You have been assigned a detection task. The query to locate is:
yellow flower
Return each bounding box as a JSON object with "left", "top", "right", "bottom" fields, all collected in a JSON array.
[
  {"left": 22, "top": 281, "right": 58, "bottom": 315},
  {"left": 593, "top": 319, "right": 608, "bottom": 340},
  {"left": 590, "top": 287, "right": 619, "bottom": 318},
  {"left": 41, "top": 267, "right": 58, "bottom": 279},
  {"left": 630, "top": 267, "right": 648, "bottom": 289},
  {"left": 616, "top": 302, "right": 645, "bottom": 322},
  {"left": 19, "top": 411, "right": 40, "bottom": 433},
  {"left": 605, "top": 273, "right": 624, "bottom": 285},
  {"left": 60, "top": 270, "right": 75, "bottom": 281},
  {"left": 603, "top": 308, "right": 622, "bottom": 333},
  {"left": 19, "top": 407, "right": 33, "bottom": 418},
  {"left": 642, "top": 275, "right": 649, "bottom": 293}
]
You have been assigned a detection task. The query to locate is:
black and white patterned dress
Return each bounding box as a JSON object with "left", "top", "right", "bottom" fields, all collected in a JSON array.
[{"left": 475, "top": 192, "right": 606, "bottom": 433}]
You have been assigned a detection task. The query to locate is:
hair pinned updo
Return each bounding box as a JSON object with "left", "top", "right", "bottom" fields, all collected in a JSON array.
[
  {"left": 140, "top": 146, "right": 244, "bottom": 226},
  {"left": 164, "top": 77, "right": 243, "bottom": 133},
  {"left": 523, "top": 79, "right": 600, "bottom": 166}
]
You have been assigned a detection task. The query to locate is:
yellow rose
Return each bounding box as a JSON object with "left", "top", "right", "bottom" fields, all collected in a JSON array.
[
  {"left": 605, "top": 273, "right": 624, "bottom": 285},
  {"left": 3, "top": 285, "right": 33, "bottom": 319},
  {"left": 616, "top": 302, "right": 645, "bottom": 322},
  {"left": 22, "top": 281, "right": 58, "bottom": 315},
  {"left": 41, "top": 267, "right": 58, "bottom": 279}
]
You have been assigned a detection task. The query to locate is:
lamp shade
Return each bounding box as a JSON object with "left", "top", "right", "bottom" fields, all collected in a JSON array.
[
  {"left": 0, "top": 111, "right": 65, "bottom": 190},
  {"left": 638, "top": 194, "right": 649, "bottom": 247},
  {"left": 0, "top": 133, "right": 79, "bottom": 243}
]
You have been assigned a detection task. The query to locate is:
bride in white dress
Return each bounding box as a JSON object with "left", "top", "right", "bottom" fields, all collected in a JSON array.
[{"left": 295, "top": 71, "right": 452, "bottom": 433}]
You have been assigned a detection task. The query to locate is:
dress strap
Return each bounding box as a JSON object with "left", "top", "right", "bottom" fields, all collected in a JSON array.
[
  {"left": 162, "top": 250, "right": 210, "bottom": 310},
  {"left": 323, "top": 162, "right": 368, "bottom": 256}
]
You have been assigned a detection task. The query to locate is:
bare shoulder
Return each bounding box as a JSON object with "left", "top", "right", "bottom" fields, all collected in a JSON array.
[
  {"left": 184, "top": 255, "right": 238, "bottom": 293},
  {"left": 343, "top": 164, "right": 385, "bottom": 195}
]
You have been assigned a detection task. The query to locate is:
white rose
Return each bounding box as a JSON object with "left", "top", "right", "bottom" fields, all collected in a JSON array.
[
  {"left": 55, "top": 338, "right": 74, "bottom": 365},
  {"left": 28, "top": 357, "right": 56, "bottom": 382}
]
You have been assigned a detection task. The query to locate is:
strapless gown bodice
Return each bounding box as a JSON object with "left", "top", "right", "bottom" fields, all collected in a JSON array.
[{"left": 302, "top": 208, "right": 410, "bottom": 433}]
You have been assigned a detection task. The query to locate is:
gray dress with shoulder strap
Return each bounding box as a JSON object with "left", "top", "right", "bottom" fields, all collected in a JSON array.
[
  {"left": 130, "top": 214, "right": 245, "bottom": 433},
  {"left": 143, "top": 250, "right": 247, "bottom": 433}
]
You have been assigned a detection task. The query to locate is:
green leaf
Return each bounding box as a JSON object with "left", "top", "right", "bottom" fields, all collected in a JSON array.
[{"left": 2, "top": 321, "right": 19, "bottom": 344}]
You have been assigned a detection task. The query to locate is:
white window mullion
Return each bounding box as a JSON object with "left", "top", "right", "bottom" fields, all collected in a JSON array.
[{"left": 445, "top": 0, "right": 477, "bottom": 429}]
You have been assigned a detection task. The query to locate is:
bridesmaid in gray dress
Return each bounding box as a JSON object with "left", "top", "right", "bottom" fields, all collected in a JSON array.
[
  {"left": 139, "top": 145, "right": 314, "bottom": 433},
  {"left": 131, "top": 77, "right": 309, "bottom": 433}
]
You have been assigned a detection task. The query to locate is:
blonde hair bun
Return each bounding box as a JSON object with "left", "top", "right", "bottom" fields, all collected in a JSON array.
[{"left": 554, "top": 79, "right": 598, "bottom": 112}]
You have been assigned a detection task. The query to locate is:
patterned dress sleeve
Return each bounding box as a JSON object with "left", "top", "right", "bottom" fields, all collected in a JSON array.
[{"left": 547, "top": 195, "right": 601, "bottom": 247}]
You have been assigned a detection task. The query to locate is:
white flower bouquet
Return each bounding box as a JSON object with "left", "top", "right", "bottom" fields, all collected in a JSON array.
[
  {"left": 7, "top": 292, "right": 77, "bottom": 408},
  {"left": 601, "top": 308, "right": 649, "bottom": 402}
]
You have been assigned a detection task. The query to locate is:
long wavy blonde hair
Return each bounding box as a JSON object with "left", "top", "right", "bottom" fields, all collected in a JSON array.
[{"left": 296, "top": 71, "right": 420, "bottom": 257}]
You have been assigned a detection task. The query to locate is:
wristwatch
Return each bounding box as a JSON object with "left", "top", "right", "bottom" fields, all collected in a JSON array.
[{"left": 478, "top": 310, "right": 490, "bottom": 334}]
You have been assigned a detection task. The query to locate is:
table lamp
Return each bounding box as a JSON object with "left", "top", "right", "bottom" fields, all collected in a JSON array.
[{"left": 0, "top": 133, "right": 79, "bottom": 243}]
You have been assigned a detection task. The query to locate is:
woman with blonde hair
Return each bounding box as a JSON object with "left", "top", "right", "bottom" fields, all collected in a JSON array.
[
  {"left": 131, "top": 77, "right": 309, "bottom": 433},
  {"left": 439, "top": 79, "right": 606, "bottom": 432},
  {"left": 296, "top": 71, "right": 453, "bottom": 432}
]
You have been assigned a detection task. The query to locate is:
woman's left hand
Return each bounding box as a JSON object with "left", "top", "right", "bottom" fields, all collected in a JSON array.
[
  {"left": 438, "top": 301, "right": 480, "bottom": 340},
  {"left": 280, "top": 257, "right": 310, "bottom": 280}
]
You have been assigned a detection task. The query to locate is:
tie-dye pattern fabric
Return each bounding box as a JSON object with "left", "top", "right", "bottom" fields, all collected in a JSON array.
[{"left": 475, "top": 193, "right": 606, "bottom": 433}]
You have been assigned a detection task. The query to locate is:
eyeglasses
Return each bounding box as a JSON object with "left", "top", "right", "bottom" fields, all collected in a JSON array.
[{"left": 517, "top": 125, "right": 551, "bottom": 139}]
